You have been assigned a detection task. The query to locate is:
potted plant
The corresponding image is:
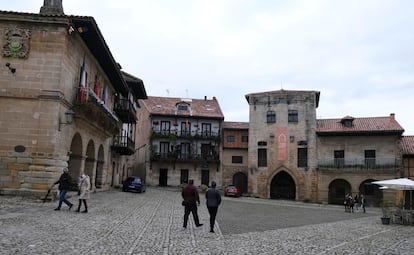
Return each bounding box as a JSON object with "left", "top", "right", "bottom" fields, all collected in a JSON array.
[{"left": 380, "top": 199, "right": 391, "bottom": 225}]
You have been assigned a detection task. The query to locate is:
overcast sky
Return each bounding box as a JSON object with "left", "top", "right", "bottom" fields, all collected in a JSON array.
[{"left": 3, "top": 1, "right": 414, "bottom": 134}]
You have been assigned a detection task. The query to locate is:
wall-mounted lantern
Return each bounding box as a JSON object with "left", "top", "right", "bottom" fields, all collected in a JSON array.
[{"left": 59, "top": 109, "right": 75, "bottom": 131}]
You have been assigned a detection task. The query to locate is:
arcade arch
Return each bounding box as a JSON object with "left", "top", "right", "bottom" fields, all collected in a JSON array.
[
  {"left": 328, "top": 179, "right": 351, "bottom": 205},
  {"left": 68, "top": 133, "right": 83, "bottom": 181}
]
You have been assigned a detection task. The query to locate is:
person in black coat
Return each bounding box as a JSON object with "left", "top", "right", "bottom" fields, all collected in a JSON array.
[
  {"left": 52, "top": 167, "right": 74, "bottom": 211},
  {"left": 205, "top": 181, "right": 221, "bottom": 233}
]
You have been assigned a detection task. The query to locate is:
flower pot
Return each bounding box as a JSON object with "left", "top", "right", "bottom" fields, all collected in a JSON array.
[{"left": 381, "top": 217, "right": 390, "bottom": 225}]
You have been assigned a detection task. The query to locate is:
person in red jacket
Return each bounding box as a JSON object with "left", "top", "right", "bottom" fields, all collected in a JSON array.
[{"left": 181, "top": 179, "right": 203, "bottom": 228}]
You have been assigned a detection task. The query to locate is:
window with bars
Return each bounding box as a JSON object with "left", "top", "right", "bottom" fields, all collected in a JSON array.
[
  {"left": 258, "top": 148, "right": 267, "bottom": 167},
  {"left": 266, "top": 110, "right": 276, "bottom": 123},
  {"left": 232, "top": 156, "right": 243, "bottom": 164},
  {"left": 288, "top": 110, "right": 298, "bottom": 122},
  {"left": 297, "top": 147, "right": 308, "bottom": 167}
]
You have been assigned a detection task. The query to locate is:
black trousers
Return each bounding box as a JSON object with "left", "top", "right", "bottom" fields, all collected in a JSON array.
[
  {"left": 207, "top": 206, "right": 218, "bottom": 230},
  {"left": 183, "top": 204, "right": 200, "bottom": 227}
]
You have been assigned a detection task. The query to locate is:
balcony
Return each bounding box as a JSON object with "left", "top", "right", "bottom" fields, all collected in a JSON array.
[
  {"left": 73, "top": 88, "right": 120, "bottom": 135},
  {"left": 318, "top": 157, "right": 399, "bottom": 172},
  {"left": 113, "top": 97, "right": 137, "bottom": 123},
  {"left": 150, "top": 151, "right": 219, "bottom": 163},
  {"left": 151, "top": 130, "right": 221, "bottom": 141},
  {"left": 111, "top": 135, "right": 135, "bottom": 155}
]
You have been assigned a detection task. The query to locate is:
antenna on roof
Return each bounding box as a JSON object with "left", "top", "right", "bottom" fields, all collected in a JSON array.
[
  {"left": 281, "top": 82, "right": 283, "bottom": 90},
  {"left": 186, "top": 89, "right": 188, "bottom": 98},
  {"left": 166, "top": 89, "right": 170, "bottom": 96}
]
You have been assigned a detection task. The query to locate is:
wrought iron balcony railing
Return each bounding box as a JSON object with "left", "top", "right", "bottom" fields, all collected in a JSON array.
[{"left": 318, "top": 157, "right": 398, "bottom": 170}]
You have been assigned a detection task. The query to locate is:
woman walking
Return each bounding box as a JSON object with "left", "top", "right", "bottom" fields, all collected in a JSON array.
[{"left": 75, "top": 174, "right": 90, "bottom": 213}]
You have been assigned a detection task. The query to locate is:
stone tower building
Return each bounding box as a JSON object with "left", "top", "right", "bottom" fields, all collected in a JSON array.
[{"left": 245, "top": 90, "right": 320, "bottom": 201}]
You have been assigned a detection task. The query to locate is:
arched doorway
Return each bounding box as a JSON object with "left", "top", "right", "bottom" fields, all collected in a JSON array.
[
  {"left": 328, "top": 179, "right": 351, "bottom": 205},
  {"left": 270, "top": 171, "right": 296, "bottom": 200},
  {"left": 233, "top": 172, "right": 248, "bottom": 195},
  {"left": 359, "top": 179, "right": 383, "bottom": 207}
]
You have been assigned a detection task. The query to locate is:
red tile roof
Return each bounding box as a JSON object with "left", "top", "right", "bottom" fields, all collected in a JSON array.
[
  {"left": 141, "top": 96, "right": 224, "bottom": 119},
  {"left": 223, "top": 121, "right": 249, "bottom": 129},
  {"left": 316, "top": 116, "right": 404, "bottom": 135},
  {"left": 402, "top": 136, "right": 414, "bottom": 154}
]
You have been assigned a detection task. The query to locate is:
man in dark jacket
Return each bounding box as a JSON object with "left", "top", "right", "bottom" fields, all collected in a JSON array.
[
  {"left": 205, "top": 181, "right": 221, "bottom": 233},
  {"left": 181, "top": 179, "right": 203, "bottom": 228},
  {"left": 52, "top": 167, "right": 73, "bottom": 211}
]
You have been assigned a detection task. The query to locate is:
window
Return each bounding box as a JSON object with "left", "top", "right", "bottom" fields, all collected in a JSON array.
[
  {"left": 227, "top": 135, "right": 235, "bottom": 142},
  {"left": 297, "top": 148, "right": 307, "bottom": 167},
  {"left": 201, "top": 123, "right": 211, "bottom": 136},
  {"left": 288, "top": 110, "right": 298, "bottom": 122},
  {"left": 160, "top": 121, "right": 171, "bottom": 135},
  {"left": 160, "top": 142, "right": 170, "bottom": 157},
  {"left": 178, "top": 105, "right": 188, "bottom": 111},
  {"left": 334, "top": 150, "right": 344, "bottom": 168},
  {"left": 232, "top": 156, "right": 243, "bottom": 164},
  {"left": 180, "top": 143, "right": 190, "bottom": 159},
  {"left": 180, "top": 121, "right": 191, "bottom": 136},
  {"left": 241, "top": 135, "right": 248, "bottom": 143},
  {"left": 266, "top": 111, "right": 276, "bottom": 123},
  {"left": 201, "top": 144, "right": 211, "bottom": 159},
  {"left": 258, "top": 148, "right": 267, "bottom": 167},
  {"left": 258, "top": 141, "right": 267, "bottom": 146},
  {"left": 365, "top": 150, "right": 376, "bottom": 168}
]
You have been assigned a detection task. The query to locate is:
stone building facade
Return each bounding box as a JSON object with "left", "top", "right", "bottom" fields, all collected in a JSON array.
[
  {"left": 243, "top": 89, "right": 406, "bottom": 204},
  {"left": 221, "top": 122, "right": 249, "bottom": 193},
  {"left": 0, "top": 1, "right": 146, "bottom": 196},
  {"left": 245, "top": 90, "right": 319, "bottom": 201},
  {"left": 136, "top": 96, "right": 224, "bottom": 187}
]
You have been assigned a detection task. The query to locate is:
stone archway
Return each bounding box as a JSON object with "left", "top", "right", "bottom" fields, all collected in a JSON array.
[
  {"left": 95, "top": 145, "right": 105, "bottom": 188},
  {"left": 233, "top": 172, "right": 248, "bottom": 195},
  {"left": 85, "top": 140, "right": 95, "bottom": 188},
  {"left": 69, "top": 133, "right": 83, "bottom": 182},
  {"left": 359, "top": 179, "right": 383, "bottom": 207},
  {"left": 270, "top": 171, "right": 296, "bottom": 200},
  {"left": 328, "top": 179, "right": 351, "bottom": 205}
]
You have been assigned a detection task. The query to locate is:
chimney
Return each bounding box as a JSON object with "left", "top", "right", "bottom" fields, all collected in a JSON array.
[
  {"left": 390, "top": 113, "right": 395, "bottom": 121},
  {"left": 40, "top": 0, "right": 64, "bottom": 15},
  {"left": 204, "top": 96, "right": 207, "bottom": 100}
]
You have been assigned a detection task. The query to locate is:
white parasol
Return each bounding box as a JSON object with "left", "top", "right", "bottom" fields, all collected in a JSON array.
[{"left": 371, "top": 178, "right": 414, "bottom": 210}]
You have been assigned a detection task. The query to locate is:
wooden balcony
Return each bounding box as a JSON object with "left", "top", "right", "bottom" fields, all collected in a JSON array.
[
  {"left": 111, "top": 135, "right": 135, "bottom": 155},
  {"left": 113, "top": 98, "right": 137, "bottom": 123}
]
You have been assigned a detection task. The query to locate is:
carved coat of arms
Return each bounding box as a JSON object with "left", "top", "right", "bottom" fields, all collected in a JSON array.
[{"left": 3, "top": 28, "right": 31, "bottom": 58}]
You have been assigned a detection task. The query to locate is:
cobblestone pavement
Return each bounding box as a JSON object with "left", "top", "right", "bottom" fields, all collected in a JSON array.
[{"left": 0, "top": 187, "right": 413, "bottom": 255}]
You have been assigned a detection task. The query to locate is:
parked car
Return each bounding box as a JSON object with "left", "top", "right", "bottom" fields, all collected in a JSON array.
[
  {"left": 224, "top": 185, "right": 240, "bottom": 197},
  {"left": 122, "top": 177, "right": 146, "bottom": 193}
]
